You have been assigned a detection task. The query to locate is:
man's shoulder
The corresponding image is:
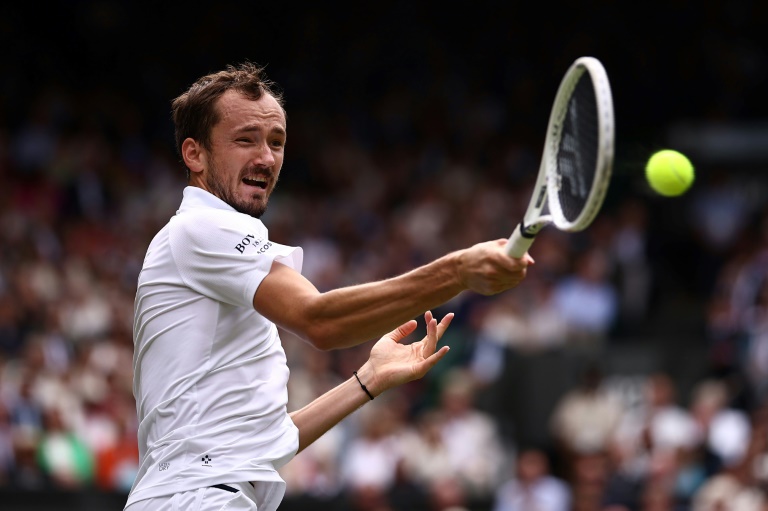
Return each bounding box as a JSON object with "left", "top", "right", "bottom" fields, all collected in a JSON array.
[
  {"left": 174, "top": 203, "right": 248, "bottom": 224},
  {"left": 169, "top": 208, "right": 270, "bottom": 259},
  {"left": 172, "top": 207, "right": 266, "bottom": 236}
]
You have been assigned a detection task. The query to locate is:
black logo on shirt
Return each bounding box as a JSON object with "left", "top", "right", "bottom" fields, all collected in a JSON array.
[
  {"left": 234, "top": 234, "right": 272, "bottom": 254},
  {"left": 234, "top": 234, "right": 257, "bottom": 253},
  {"left": 202, "top": 455, "right": 212, "bottom": 466}
]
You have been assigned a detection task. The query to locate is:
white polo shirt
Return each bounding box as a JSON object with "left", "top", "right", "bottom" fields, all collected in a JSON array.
[{"left": 125, "top": 187, "right": 303, "bottom": 511}]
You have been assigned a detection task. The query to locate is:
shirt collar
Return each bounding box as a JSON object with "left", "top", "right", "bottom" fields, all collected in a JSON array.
[{"left": 178, "top": 186, "right": 236, "bottom": 213}]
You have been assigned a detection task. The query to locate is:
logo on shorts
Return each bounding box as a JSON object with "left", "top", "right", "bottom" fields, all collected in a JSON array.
[
  {"left": 159, "top": 462, "right": 170, "bottom": 471},
  {"left": 202, "top": 455, "right": 212, "bottom": 467}
]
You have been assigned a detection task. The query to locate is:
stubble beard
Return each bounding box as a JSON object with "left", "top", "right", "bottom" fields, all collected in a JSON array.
[{"left": 205, "top": 162, "right": 270, "bottom": 219}]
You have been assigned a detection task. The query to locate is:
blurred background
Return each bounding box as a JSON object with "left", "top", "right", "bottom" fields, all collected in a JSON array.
[{"left": 2, "top": 1, "right": 768, "bottom": 510}]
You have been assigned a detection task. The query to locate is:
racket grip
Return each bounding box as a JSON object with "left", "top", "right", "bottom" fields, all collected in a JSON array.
[{"left": 505, "top": 224, "right": 535, "bottom": 258}]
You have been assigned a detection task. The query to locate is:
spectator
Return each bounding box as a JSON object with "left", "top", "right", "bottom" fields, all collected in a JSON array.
[
  {"left": 94, "top": 411, "right": 139, "bottom": 493},
  {"left": 399, "top": 409, "right": 456, "bottom": 489},
  {"left": 8, "top": 426, "right": 50, "bottom": 490},
  {"left": 436, "top": 368, "right": 507, "bottom": 501},
  {"left": 611, "top": 199, "right": 653, "bottom": 331},
  {"left": 492, "top": 447, "right": 571, "bottom": 511},
  {"left": 0, "top": 400, "right": 12, "bottom": 484},
  {"left": 610, "top": 372, "right": 701, "bottom": 508},
  {"left": 339, "top": 398, "right": 404, "bottom": 497},
  {"left": 689, "top": 378, "right": 751, "bottom": 472},
  {"left": 36, "top": 406, "right": 94, "bottom": 488},
  {"left": 549, "top": 364, "right": 624, "bottom": 478},
  {"left": 551, "top": 247, "right": 618, "bottom": 347},
  {"left": 691, "top": 471, "right": 766, "bottom": 511},
  {"left": 7, "top": 368, "right": 44, "bottom": 433}
]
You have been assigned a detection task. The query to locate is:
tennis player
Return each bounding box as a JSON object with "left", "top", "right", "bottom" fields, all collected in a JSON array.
[{"left": 124, "top": 62, "right": 533, "bottom": 511}]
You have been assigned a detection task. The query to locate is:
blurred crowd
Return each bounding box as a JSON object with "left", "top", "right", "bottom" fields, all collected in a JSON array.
[
  {"left": 1, "top": 78, "right": 768, "bottom": 511},
  {"left": 2, "top": 3, "right": 768, "bottom": 510}
]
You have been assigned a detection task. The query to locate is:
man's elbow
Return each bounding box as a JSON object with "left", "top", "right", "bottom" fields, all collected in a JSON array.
[{"left": 301, "top": 324, "right": 339, "bottom": 351}]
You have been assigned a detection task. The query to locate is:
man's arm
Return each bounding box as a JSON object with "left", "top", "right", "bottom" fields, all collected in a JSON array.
[
  {"left": 254, "top": 238, "right": 533, "bottom": 350},
  {"left": 289, "top": 311, "right": 452, "bottom": 453}
]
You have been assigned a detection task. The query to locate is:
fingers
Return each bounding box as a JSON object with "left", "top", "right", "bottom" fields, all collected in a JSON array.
[
  {"left": 415, "top": 345, "right": 451, "bottom": 376},
  {"left": 436, "top": 312, "right": 454, "bottom": 339},
  {"left": 421, "top": 316, "right": 438, "bottom": 359},
  {"left": 515, "top": 253, "right": 535, "bottom": 267},
  {"left": 386, "top": 320, "right": 418, "bottom": 343},
  {"left": 507, "top": 251, "right": 534, "bottom": 268},
  {"left": 462, "top": 241, "right": 535, "bottom": 295},
  {"left": 492, "top": 239, "right": 535, "bottom": 266},
  {"left": 392, "top": 312, "right": 454, "bottom": 352},
  {"left": 420, "top": 311, "right": 454, "bottom": 358}
]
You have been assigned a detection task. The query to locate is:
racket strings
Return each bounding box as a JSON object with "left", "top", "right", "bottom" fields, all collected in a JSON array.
[{"left": 556, "top": 73, "right": 599, "bottom": 223}]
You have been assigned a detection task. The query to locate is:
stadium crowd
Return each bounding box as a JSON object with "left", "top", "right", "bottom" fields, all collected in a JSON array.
[
  {"left": 2, "top": 3, "right": 768, "bottom": 510},
  {"left": 1, "top": 77, "right": 768, "bottom": 511}
]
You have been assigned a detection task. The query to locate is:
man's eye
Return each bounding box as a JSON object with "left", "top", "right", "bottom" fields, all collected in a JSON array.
[{"left": 236, "top": 138, "right": 252, "bottom": 143}]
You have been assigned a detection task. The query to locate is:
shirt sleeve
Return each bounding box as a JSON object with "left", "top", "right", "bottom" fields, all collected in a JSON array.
[{"left": 169, "top": 209, "right": 304, "bottom": 308}]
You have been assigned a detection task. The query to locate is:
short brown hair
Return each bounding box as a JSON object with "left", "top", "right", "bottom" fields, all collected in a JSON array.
[{"left": 171, "top": 62, "right": 284, "bottom": 175}]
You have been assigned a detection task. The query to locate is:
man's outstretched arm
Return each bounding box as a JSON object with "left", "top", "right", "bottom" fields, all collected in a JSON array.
[{"left": 255, "top": 239, "right": 533, "bottom": 350}]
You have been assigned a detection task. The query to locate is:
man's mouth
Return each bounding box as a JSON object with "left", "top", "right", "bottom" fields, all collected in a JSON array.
[{"left": 242, "top": 176, "right": 268, "bottom": 189}]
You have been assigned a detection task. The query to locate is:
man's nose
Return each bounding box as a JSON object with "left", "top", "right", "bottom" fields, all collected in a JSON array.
[{"left": 252, "top": 141, "right": 275, "bottom": 167}]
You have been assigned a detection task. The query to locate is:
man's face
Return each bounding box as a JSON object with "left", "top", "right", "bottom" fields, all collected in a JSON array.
[{"left": 202, "top": 90, "right": 286, "bottom": 218}]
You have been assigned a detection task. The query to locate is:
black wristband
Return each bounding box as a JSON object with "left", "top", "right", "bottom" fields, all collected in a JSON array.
[{"left": 353, "top": 371, "right": 374, "bottom": 400}]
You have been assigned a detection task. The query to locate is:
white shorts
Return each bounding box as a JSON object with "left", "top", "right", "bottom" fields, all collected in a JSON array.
[{"left": 125, "top": 482, "right": 258, "bottom": 511}]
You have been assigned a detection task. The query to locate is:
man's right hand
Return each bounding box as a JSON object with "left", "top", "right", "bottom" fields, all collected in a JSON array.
[{"left": 456, "top": 239, "right": 535, "bottom": 295}]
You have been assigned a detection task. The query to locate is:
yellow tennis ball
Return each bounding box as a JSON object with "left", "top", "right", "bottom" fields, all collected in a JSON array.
[{"left": 645, "top": 149, "right": 695, "bottom": 197}]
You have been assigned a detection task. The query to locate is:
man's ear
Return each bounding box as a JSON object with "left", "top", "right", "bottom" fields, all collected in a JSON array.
[{"left": 181, "top": 138, "right": 206, "bottom": 175}]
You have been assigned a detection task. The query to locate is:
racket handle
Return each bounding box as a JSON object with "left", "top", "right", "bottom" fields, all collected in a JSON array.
[{"left": 505, "top": 224, "right": 535, "bottom": 258}]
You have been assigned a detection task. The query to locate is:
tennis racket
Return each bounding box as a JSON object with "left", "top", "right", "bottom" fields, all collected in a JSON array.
[{"left": 505, "top": 56, "right": 614, "bottom": 258}]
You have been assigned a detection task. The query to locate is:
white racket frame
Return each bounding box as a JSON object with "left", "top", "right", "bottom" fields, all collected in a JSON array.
[{"left": 505, "top": 56, "right": 614, "bottom": 258}]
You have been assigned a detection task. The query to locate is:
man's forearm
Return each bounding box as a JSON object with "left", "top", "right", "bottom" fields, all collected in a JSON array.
[
  {"left": 289, "top": 364, "right": 380, "bottom": 453},
  {"left": 256, "top": 239, "right": 531, "bottom": 350},
  {"left": 305, "top": 254, "right": 465, "bottom": 348},
  {"left": 289, "top": 313, "right": 450, "bottom": 454},
  {"left": 256, "top": 251, "right": 466, "bottom": 349}
]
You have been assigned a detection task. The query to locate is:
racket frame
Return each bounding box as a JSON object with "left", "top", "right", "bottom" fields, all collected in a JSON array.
[{"left": 505, "top": 56, "right": 614, "bottom": 258}]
